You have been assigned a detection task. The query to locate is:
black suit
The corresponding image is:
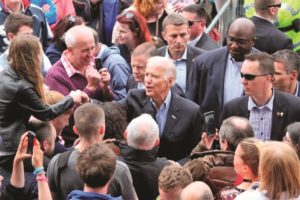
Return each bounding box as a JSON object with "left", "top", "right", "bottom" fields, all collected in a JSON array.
[
  {"left": 194, "top": 33, "right": 219, "bottom": 51},
  {"left": 157, "top": 45, "right": 205, "bottom": 98},
  {"left": 221, "top": 90, "right": 300, "bottom": 141},
  {"left": 120, "top": 89, "right": 203, "bottom": 161},
  {"left": 187, "top": 47, "right": 259, "bottom": 124},
  {"left": 251, "top": 16, "right": 292, "bottom": 54}
]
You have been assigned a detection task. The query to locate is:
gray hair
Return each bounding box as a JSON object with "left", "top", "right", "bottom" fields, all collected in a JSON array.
[
  {"left": 126, "top": 114, "right": 159, "bottom": 150},
  {"left": 219, "top": 116, "right": 254, "bottom": 151},
  {"left": 146, "top": 56, "right": 176, "bottom": 86},
  {"left": 65, "top": 25, "right": 92, "bottom": 48},
  {"left": 162, "top": 13, "right": 189, "bottom": 31},
  {"left": 273, "top": 49, "right": 300, "bottom": 74}
]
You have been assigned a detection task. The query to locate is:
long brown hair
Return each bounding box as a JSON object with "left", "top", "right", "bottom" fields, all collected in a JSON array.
[
  {"left": 8, "top": 35, "right": 45, "bottom": 101},
  {"left": 259, "top": 142, "right": 300, "bottom": 199}
]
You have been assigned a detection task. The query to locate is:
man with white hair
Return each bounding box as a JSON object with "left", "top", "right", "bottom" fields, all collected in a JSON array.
[
  {"left": 180, "top": 181, "right": 214, "bottom": 200},
  {"left": 118, "top": 113, "right": 171, "bottom": 200},
  {"left": 45, "top": 25, "right": 116, "bottom": 101},
  {"left": 119, "top": 56, "right": 203, "bottom": 162}
]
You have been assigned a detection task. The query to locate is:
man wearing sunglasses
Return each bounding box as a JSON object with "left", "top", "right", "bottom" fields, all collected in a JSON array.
[
  {"left": 187, "top": 18, "right": 257, "bottom": 124},
  {"left": 181, "top": 4, "right": 218, "bottom": 51},
  {"left": 250, "top": 0, "right": 292, "bottom": 54},
  {"left": 222, "top": 52, "right": 300, "bottom": 142}
]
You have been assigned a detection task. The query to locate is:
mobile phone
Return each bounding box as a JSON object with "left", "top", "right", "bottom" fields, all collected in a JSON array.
[
  {"left": 95, "top": 58, "right": 103, "bottom": 71},
  {"left": 27, "top": 131, "right": 36, "bottom": 154},
  {"left": 203, "top": 111, "right": 216, "bottom": 136}
]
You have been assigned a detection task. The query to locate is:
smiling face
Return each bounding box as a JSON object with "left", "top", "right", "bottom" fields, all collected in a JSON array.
[{"left": 115, "top": 22, "right": 137, "bottom": 50}]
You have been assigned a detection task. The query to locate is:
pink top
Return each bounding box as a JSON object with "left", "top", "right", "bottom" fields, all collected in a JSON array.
[{"left": 51, "top": 0, "right": 75, "bottom": 30}]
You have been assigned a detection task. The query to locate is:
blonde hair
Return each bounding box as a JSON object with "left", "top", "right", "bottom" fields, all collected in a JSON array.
[
  {"left": 8, "top": 35, "right": 45, "bottom": 101},
  {"left": 45, "top": 90, "right": 72, "bottom": 114},
  {"left": 259, "top": 141, "right": 300, "bottom": 199}
]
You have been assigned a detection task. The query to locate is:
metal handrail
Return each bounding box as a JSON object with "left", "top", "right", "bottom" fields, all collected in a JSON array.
[{"left": 205, "top": 0, "right": 231, "bottom": 34}]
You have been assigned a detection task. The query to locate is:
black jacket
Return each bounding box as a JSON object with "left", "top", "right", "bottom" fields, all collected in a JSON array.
[
  {"left": 118, "top": 144, "right": 170, "bottom": 200},
  {"left": 0, "top": 67, "right": 74, "bottom": 152}
]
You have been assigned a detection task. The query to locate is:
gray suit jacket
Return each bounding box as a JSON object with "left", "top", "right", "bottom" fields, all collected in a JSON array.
[{"left": 195, "top": 33, "right": 219, "bottom": 51}]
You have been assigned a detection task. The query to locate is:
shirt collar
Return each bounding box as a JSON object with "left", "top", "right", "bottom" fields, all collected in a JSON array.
[
  {"left": 248, "top": 90, "right": 275, "bottom": 111},
  {"left": 165, "top": 46, "right": 187, "bottom": 61},
  {"left": 61, "top": 50, "right": 93, "bottom": 77},
  {"left": 150, "top": 90, "right": 172, "bottom": 110},
  {"left": 294, "top": 81, "right": 299, "bottom": 96},
  {"left": 188, "top": 33, "right": 203, "bottom": 47}
]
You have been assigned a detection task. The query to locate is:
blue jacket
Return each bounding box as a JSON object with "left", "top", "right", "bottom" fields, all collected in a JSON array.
[
  {"left": 30, "top": 0, "right": 57, "bottom": 25},
  {"left": 0, "top": 0, "right": 51, "bottom": 53},
  {"left": 67, "top": 190, "right": 122, "bottom": 200},
  {"left": 98, "top": 45, "right": 131, "bottom": 100}
]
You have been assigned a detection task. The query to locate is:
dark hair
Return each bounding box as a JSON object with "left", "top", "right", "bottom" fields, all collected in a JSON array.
[
  {"left": 28, "top": 120, "right": 54, "bottom": 146},
  {"left": 117, "top": 10, "right": 152, "bottom": 46},
  {"left": 96, "top": 102, "right": 127, "bottom": 140},
  {"left": 52, "top": 15, "right": 84, "bottom": 51},
  {"left": 74, "top": 103, "right": 105, "bottom": 140},
  {"left": 4, "top": 13, "right": 33, "bottom": 35},
  {"left": 77, "top": 142, "right": 116, "bottom": 188},
  {"left": 245, "top": 52, "right": 275, "bottom": 75},
  {"left": 182, "top": 4, "right": 208, "bottom": 22},
  {"left": 286, "top": 122, "right": 300, "bottom": 158}
]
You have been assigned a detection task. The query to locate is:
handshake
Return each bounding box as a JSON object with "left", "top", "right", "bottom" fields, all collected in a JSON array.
[{"left": 69, "top": 90, "right": 90, "bottom": 105}]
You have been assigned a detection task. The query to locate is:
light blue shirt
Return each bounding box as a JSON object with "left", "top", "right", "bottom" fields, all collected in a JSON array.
[
  {"left": 151, "top": 90, "right": 172, "bottom": 136},
  {"left": 223, "top": 56, "right": 243, "bottom": 104},
  {"left": 248, "top": 91, "right": 274, "bottom": 141},
  {"left": 165, "top": 47, "right": 187, "bottom": 92}
]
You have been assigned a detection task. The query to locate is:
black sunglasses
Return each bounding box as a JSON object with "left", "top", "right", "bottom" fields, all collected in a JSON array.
[
  {"left": 240, "top": 73, "right": 270, "bottom": 81},
  {"left": 188, "top": 20, "right": 202, "bottom": 27},
  {"left": 267, "top": 3, "right": 281, "bottom": 8}
]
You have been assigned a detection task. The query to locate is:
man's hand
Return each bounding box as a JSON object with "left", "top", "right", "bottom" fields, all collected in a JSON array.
[
  {"left": 69, "top": 90, "right": 90, "bottom": 105},
  {"left": 200, "top": 131, "right": 219, "bottom": 150},
  {"left": 99, "top": 68, "right": 111, "bottom": 90},
  {"left": 86, "top": 68, "right": 101, "bottom": 92}
]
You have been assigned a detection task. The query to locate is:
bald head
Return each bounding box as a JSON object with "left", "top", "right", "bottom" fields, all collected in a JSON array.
[
  {"left": 180, "top": 181, "right": 213, "bottom": 200},
  {"left": 227, "top": 18, "right": 256, "bottom": 62},
  {"left": 65, "top": 25, "right": 94, "bottom": 48}
]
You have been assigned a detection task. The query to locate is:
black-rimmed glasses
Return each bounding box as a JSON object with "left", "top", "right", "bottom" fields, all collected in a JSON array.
[
  {"left": 240, "top": 73, "right": 270, "bottom": 81},
  {"left": 226, "top": 35, "right": 252, "bottom": 46}
]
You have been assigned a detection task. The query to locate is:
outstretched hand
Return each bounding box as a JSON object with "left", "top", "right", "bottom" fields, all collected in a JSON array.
[{"left": 14, "top": 133, "right": 32, "bottom": 164}]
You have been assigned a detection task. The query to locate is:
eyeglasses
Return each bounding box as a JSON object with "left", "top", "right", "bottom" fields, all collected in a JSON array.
[
  {"left": 267, "top": 3, "right": 281, "bottom": 8},
  {"left": 188, "top": 20, "right": 202, "bottom": 27},
  {"left": 119, "top": 11, "right": 139, "bottom": 29},
  {"left": 226, "top": 35, "right": 251, "bottom": 46},
  {"left": 240, "top": 73, "right": 270, "bottom": 81}
]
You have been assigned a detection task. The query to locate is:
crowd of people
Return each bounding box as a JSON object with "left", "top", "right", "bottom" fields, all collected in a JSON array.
[{"left": 0, "top": 0, "right": 299, "bottom": 200}]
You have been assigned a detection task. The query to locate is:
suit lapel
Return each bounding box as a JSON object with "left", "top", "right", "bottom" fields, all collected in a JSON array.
[
  {"left": 162, "top": 93, "right": 180, "bottom": 135},
  {"left": 212, "top": 49, "right": 229, "bottom": 106},
  {"left": 142, "top": 97, "right": 157, "bottom": 119},
  {"left": 271, "top": 91, "right": 286, "bottom": 140}
]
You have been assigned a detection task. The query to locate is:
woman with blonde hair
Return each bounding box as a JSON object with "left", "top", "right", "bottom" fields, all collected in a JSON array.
[
  {"left": 0, "top": 35, "right": 87, "bottom": 170},
  {"left": 236, "top": 141, "right": 300, "bottom": 200},
  {"left": 215, "top": 138, "right": 262, "bottom": 199}
]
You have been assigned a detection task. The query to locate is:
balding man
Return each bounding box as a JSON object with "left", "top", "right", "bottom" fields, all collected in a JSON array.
[
  {"left": 45, "top": 25, "right": 115, "bottom": 101},
  {"left": 272, "top": 49, "right": 300, "bottom": 96},
  {"left": 188, "top": 18, "right": 259, "bottom": 124},
  {"left": 120, "top": 56, "right": 203, "bottom": 162},
  {"left": 118, "top": 114, "right": 171, "bottom": 200},
  {"left": 180, "top": 181, "right": 213, "bottom": 200},
  {"left": 251, "top": 0, "right": 292, "bottom": 54}
]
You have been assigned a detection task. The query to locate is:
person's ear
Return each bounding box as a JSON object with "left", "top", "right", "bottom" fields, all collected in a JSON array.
[
  {"left": 223, "top": 139, "right": 229, "bottom": 150},
  {"left": 73, "top": 126, "right": 79, "bottom": 135},
  {"left": 99, "top": 125, "right": 105, "bottom": 135},
  {"left": 124, "top": 130, "right": 128, "bottom": 140},
  {"left": 290, "top": 70, "right": 298, "bottom": 80},
  {"left": 6, "top": 32, "right": 15, "bottom": 41},
  {"left": 154, "top": 138, "right": 160, "bottom": 147},
  {"left": 42, "top": 140, "right": 47, "bottom": 152}
]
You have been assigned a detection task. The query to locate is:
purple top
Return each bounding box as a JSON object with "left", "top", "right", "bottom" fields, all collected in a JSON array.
[{"left": 45, "top": 60, "right": 115, "bottom": 101}]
